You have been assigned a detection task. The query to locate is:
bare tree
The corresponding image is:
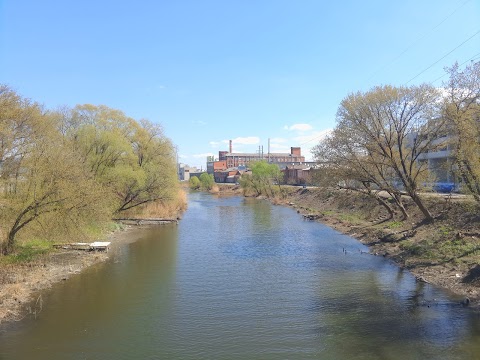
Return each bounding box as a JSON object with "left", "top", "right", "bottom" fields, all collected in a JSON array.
[
  {"left": 314, "top": 84, "right": 447, "bottom": 222},
  {"left": 443, "top": 61, "right": 480, "bottom": 201}
]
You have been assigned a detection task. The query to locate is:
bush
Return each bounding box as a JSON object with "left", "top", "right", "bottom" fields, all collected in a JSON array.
[{"left": 189, "top": 176, "right": 201, "bottom": 190}]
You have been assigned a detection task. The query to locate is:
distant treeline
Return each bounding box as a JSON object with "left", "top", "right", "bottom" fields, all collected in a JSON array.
[{"left": 0, "top": 85, "right": 180, "bottom": 255}]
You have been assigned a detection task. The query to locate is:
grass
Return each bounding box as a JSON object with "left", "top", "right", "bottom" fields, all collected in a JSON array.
[
  {"left": 387, "top": 221, "right": 403, "bottom": 229},
  {"left": 106, "top": 221, "right": 126, "bottom": 232},
  {"left": 399, "top": 239, "right": 435, "bottom": 258},
  {"left": 3, "top": 238, "right": 52, "bottom": 264},
  {"left": 339, "top": 212, "right": 363, "bottom": 224},
  {"left": 120, "top": 190, "right": 188, "bottom": 219},
  {"left": 438, "top": 225, "right": 454, "bottom": 236},
  {"left": 399, "top": 236, "right": 480, "bottom": 264}
]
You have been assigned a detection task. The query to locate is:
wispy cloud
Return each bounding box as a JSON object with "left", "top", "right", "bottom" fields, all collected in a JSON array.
[
  {"left": 193, "top": 152, "right": 214, "bottom": 158},
  {"left": 269, "top": 137, "right": 287, "bottom": 143},
  {"left": 231, "top": 136, "right": 260, "bottom": 145},
  {"left": 293, "top": 129, "right": 332, "bottom": 145},
  {"left": 284, "top": 123, "right": 313, "bottom": 132},
  {"left": 193, "top": 120, "right": 207, "bottom": 126},
  {"left": 270, "top": 143, "right": 290, "bottom": 152},
  {"left": 209, "top": 141, "right": 221, "bottom": 147}
]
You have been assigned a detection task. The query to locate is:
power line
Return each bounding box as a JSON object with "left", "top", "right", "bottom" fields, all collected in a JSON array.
[
  {"left": 365, "top": 0, "right": 472, "bottom": 84},
  {"left": 430, "top": 51, "right": 480, "bottom": 84},
  {"left": 299, "top": 130, "right": 332, "bottom": 146},
  {"left": 405, "top": 28, "right": 480, "bottom": 85}
]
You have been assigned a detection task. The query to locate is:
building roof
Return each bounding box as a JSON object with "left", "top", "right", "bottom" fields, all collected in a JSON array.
[
  {"left": 284, "top": 165, "right": 312, "bottom": 170},
  {"left": 225, "top": 152, "right": 301, "bottom": 157}
]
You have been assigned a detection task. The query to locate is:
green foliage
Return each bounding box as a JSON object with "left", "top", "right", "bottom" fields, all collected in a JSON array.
[
  {"left": 189, "top": 176, "right": 201, "bottom": 190},
  {"left": 199, "top": 173, "right": 215, "bottom": 190},
  {"left": 239, "top": 161, "right": 283, "bottom": 198},
  {"left": 0, "top": 86, "right": 179, "bottom": 255}
]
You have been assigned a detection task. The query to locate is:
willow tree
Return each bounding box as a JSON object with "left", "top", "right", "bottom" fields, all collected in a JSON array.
[
  {"left": 0, "top": 87, "right": 109, "bottom": 255},
  {"left": 117, "top": 119, "right": 178, "bottom": 212},
  {"left": 318, "top": 84, "right": 446, "bottom": 222},
  {"left": 443, "top": 61, "right": 480, "bottom": 201},
  {"left": 240, "top": 161, "right": 282, "bottom": 197},
  {"left": 63, "top": 104, "right": 178, "bottom": 213}
]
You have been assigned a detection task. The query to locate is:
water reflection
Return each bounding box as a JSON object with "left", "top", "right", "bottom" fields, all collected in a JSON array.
[
  {"left": 1, "top": 192, "right": 480, "bottom": 360},
  {"left": 0, "top": 226, "right": 178, "bottom": 360}
]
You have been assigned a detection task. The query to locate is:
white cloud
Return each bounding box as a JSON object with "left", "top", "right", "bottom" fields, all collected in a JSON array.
[
  {"left": 231, "top": 136, "right": 260, "bottom": 145},
  {"left": 292, "top": 129, "right": 333, "bottom": 162},
  {"left": 269, "top": 137, "right": 287, "bottom": 143},
  {"left": 292, "top": 129, "right": 332, "bottom": 144},
  {"left": 284, "top": 123, "right": 313, "bottom": 132},
  {"left": 270, "top": 143, "right": 289, "bottom": 152},
  {"left": 193, "top": 152, "right": 214, "bottom": 158},
  {"left": 193, "top": 120, "right": 207, "bottom": 126},
  {"left": 209, "top": 141, "right": 220, "bottom": 147}
]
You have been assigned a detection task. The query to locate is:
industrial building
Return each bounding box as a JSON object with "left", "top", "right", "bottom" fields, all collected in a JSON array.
[{"left": 215, "top": 140, "right": 306, "bottom": 169}]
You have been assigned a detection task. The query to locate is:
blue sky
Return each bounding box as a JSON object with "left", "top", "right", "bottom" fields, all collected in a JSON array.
[{"left": 1, "top": 0, "right": 479, "bottom": 169}]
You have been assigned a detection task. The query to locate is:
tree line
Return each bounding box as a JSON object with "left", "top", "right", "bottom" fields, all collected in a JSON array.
[
  {"left": 0, "top": 85, "right": 180, "bottom": 255},
  {"left": 312, "top": 61, "right": 480, "bottom": 222}
]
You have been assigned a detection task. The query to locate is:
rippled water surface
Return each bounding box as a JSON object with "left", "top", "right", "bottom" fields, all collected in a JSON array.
[{"left": 2, "top": 192, "right": 480, "bottom": 359}]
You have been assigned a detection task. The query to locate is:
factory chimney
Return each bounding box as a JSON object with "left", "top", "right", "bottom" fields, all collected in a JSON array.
[{"left": 229, "top": 140, "right": 233, "bottom": 153}]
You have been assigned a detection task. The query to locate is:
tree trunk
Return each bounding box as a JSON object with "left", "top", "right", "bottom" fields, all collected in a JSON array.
[
  {"left": 2, "top": 231, "right": 16, "bottom": 255},
  {"left": 373, "top": 195, "right": 395, "bottom": 220},
  {"left": 392, "top": 193, "right": 409, "bottom": 220},
  {"left": 410, "top": 192, "right": 433, "bottom": 222}
]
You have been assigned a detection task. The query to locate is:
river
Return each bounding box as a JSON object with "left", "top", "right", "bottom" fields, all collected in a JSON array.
[{"left": 1, "top": 192, "right": 480, "bottom": 359}]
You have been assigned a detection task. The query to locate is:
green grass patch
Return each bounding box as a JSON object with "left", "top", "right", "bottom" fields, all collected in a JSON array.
[
  {"left": 106, "top": 221, "right": 126, "bottom": 232},
  {"left": 6, "top": 238, "right": 52, "bottom": 263},
  {"left": 400, "top": 236, "right": 480, "bottom": 263},
  {"left": 438, "top": 226, "right": 454, "bottom": 236},
  {"left": 387, "top": 221, "right": 403, "bottom": 229},
  {"left": 339, "top": 213, "right": 363, "bottom": 224},
  {"left": 399, "top": 239, "right": 435, "bottom": 258},
  {"left": 437, "top": 237, "right": 480, "bottom": 258}
]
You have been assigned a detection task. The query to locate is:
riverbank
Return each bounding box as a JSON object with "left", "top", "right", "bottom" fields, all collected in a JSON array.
[
  {"left": 0, "top": 226, "right": 138, "bottom": 324},
  {"left": 0, "top": 188, "right": 187, "bottom": 325},
  {"left": 217, "top": 184, "right": 480, "bottom": 304},
  {"left": 0, "top": 221, "right": 182, "bottom": 325}
]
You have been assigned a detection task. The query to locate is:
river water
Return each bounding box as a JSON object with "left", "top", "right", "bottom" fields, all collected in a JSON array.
[{"left": 1, "top": 192, "right": 480, "bottom": 359}]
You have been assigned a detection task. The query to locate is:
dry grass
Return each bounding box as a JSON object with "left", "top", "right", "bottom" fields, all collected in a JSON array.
[
  {"left": 119, "top": 188, "right": 188, "bottom": 219},
  {"left": 209, "top": 184, "right": 220, "bottom": 193}
]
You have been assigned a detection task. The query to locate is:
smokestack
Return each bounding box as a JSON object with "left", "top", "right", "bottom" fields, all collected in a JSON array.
[
  {"left": 229, "top": 140, "right": 232, "bottom": 153},
  {"left": 268, "top": 138, "right": 270, "bottom": 162}
]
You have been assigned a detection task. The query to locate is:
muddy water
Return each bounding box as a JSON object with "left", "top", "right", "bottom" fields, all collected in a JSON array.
[{"left": 2, "top": 192, "right": 480, "bottom": 359}]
